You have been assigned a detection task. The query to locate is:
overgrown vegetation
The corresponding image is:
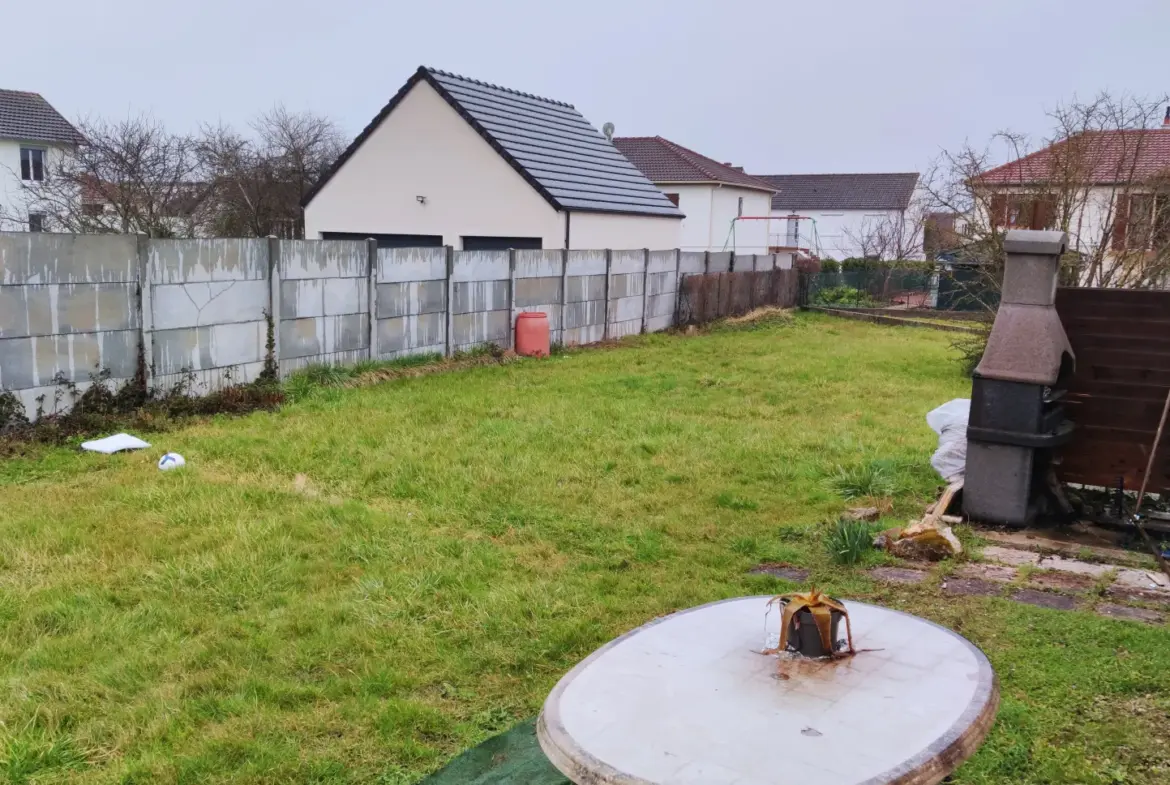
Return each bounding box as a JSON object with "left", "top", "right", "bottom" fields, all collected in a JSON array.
[
  {"left": 813, "top": 285, "right": 876, "bottom": 307},
  {"left": 0, "top": 368, "right": 282, "bottom": 455},
  {"left": 1, "top": 314, "right": 1167, "bottom": 784},
  {"left": 0, "top": 346, "right": 514, "bottom": 452},
  {"left": 825, "top": 518, "right": 877, "bottom": 565},
  {"left": 827, "top": 459, "right": 900, "bottom": 500},
  {"left": 950, "top": 321, "right": 993, "bottom": 377}
]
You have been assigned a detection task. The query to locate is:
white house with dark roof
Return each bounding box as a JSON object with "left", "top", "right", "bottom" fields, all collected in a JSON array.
[
  {"left": 613, "top": 136, "right": 777, "bottom": 254},
  {"left": 302, "top": 67, "right": 682, "bottom": 251},
  {"left": 756, "top": 173, "right": 919, "bottom": 260},
  {"left": 0, "top": 89, "right": 85, "bottom": 232}
]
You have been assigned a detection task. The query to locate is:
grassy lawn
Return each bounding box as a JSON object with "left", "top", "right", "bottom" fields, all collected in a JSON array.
[{"left": 1, "top": 313, "right": 1167, "bottom": 784}]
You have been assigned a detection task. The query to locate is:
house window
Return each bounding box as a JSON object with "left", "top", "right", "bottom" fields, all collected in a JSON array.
[
  {"left": 990, "top": 194, "right": 1056, "bottom": 230},
  {"left": 82, "top": 202, "right": 105, "bottom": 217},
  {"left": 785, "top": 215, "right": 800, "bottom": 247},
  {"left": 1120, "top": 193, "right": 1170, "bottom": 251},
  {"left": 737, "top": 196, "right": 744, "bottom": 217},
  {"left": 28, "top": 212, "right": 45, "bottom": 233},
  {"left": 20, "top": 147, "right": 46, "bottom": 181},
  {"left": 664, "top": 192, "right": 680, "bottom": 206}
]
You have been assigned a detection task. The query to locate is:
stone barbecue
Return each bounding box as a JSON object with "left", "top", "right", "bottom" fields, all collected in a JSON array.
[{"left": 964, "top": 230, "right": 1076, "bottom": 525}]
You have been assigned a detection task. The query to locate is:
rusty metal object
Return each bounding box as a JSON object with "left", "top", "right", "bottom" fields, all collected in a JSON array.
[{"left": 763, "top": 589, "right": 855, "bottom": 659}]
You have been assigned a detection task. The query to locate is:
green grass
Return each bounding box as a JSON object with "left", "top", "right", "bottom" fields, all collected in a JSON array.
[
  {"left": 826, "top": 518, "right": 877, "bottom": 565},
  {"left": 827, "top": 458, "right": 901, "bottom": 499},
  {"left": 1, "top": 313, "right": 1168, "bottom": 784}
]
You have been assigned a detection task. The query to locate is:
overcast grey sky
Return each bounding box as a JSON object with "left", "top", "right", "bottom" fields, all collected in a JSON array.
[{"left": 5, "top": 0, "right": 1166, "bottom": 175}]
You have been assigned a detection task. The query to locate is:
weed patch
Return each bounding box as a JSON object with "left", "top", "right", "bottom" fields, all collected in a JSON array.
[{"left": 826, "top": 518, "right": 877, "bottom": 565}]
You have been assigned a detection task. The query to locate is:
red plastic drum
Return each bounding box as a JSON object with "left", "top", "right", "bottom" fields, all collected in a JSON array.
[{"left": 515, "top": 312, "right": 550, "bottom": 357}]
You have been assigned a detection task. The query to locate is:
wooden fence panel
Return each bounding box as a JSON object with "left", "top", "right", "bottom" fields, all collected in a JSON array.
[
  {"left": 1054, "top": 287, "right": 1170, "bottom": 493},
  {"left": 677, "top": 269, "right": 799, "bottom": 326}
]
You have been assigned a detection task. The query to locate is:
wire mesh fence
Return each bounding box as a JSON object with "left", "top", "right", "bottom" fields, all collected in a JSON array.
[
  {"left": 677, "top": 269, "right": 800, "bottom": 325},
  {"left": 799, "top": 265, "right": 999, "bottom": 313}
]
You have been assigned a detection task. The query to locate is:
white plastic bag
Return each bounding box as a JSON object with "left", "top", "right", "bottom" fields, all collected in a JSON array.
[
  {"left": 926, "top": 399, "right": 970, "bottom": 482},
  {"left": 80, "top": 433, "right": 150, "bottom": 454}
]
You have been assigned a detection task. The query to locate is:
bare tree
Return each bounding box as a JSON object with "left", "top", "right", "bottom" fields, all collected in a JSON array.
[
  {"left": 922, "top": 91, "right": 1170, "bottom": 291},
  {"left": 0, "top": 114, "right": 210, "bottom": 237},
  {"left": 843, "top": 200, "right": 927, "bottom": 262},
  {"left": 199, "top": 105, "right": 345, "bottom": 238}
]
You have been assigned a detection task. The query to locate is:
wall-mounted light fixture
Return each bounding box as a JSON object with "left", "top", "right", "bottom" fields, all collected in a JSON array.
[{"left": 416, "top": 195, "right": 427, "bottom": 205}]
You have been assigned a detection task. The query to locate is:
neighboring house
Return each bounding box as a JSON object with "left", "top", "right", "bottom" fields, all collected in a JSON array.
[
  {"left": 754, "top": 172, "right": 919, "bottom": 259},
  {"left": 0, "top": 89, "right": 85, "bottom": 232},
  {"left": 303, "top": 67, "right": 682, "bottom": 250},
  {"left": 971, "top": 111, "right": 1170, "bottom": 264},
  {"left": 611, "top": 136, "right": 776, "bottom": 253},
  {"left": 923, "top": 210, "right": 970, "bottom": 260},
  {"left": 78, "top": 176, "right": 216, "bottom": 238}
]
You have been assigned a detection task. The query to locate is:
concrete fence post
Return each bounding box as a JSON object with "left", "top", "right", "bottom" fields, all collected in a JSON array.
[
  {"left": 266, "top": 235, "right": 281, "bottom": 376},
  {"left": 366, "top": 238, "right": 379, "bottom": 361},
  {"left": 445, "top": 245, "right": 454, "bottom": 358},
  {"left": 673, "top": 248, "right": 683, "bottom": 328},
  {"left": 702, "top": 250, "right": 711, "bottom": 324},
  {"left": 729, "top": 250, "right": 736, "bottom": 273},
  {"left": 602, "top": 249, "right": 612, "bottom": 341},
  {"left": 748, "top": 252, "right": 756, "bottom": 311},
  {"left": 560, "top": 247, "right": 569, "bottom": 346},
  {"left": 640, "top": 247, "right": 650, "bottom": 334},
  {"left": 507, "top": 247, "right": 517, "bottom": 351},
  {"left": 135, "top": 234, "right": 153, "bottom": 392}
]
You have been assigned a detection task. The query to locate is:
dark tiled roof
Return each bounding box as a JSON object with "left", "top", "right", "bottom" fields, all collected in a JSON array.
[
  {"left": 757, "top": 173, "right": 918, "bottom": 211},
  {"left": 975, "top": 129, "right": 1170, "bottom": 186},
  {"left": 613, "top": 136, "right": 776, "bottom": 192},
  {"left": 303, "top": 67, "right": 681, "bottom": 218},
  {"left": 0, "top": 89, "right": 84, "bottom": 144}
]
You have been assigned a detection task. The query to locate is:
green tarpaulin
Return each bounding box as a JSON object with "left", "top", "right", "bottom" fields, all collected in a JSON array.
[{"left": 415, "top": 719, "right": 569, "bottom": 785}]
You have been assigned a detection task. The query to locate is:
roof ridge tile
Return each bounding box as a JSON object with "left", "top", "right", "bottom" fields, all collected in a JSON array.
[{"left": 424, "top": 66, "right": 575, "bottom": 109}]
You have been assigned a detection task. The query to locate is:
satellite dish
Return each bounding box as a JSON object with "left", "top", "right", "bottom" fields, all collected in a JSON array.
[{"left": 602, "top": 122, "right": 615, "bottom": 141}]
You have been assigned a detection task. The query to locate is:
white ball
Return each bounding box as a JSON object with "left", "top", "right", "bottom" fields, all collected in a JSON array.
[{"left": 158, "top": 452, "right": 186, "bottom": 471}]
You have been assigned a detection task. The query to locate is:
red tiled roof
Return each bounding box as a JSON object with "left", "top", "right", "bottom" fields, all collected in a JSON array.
[
  {"left": 975, "top": 128, "right": 1170, "bottom": 186},
  {"left": 612, "top": 136, "right": 776, "bottom": 192}
]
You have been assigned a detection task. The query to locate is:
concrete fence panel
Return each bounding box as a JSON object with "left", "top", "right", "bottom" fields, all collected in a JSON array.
[
  {"left": 148, "top": 238, "right": 269, "bottom": 392},
  {"left": 0, "top": 233, "right": 141, "bottom": 416},
  {"left": 513, "top": 249, "right": 565, "bottom": 341},
  {"left": 377, "top": 246, "right": 446, "bottom": 283},
  {"left": 566, "top": 249, "right": 606, "bottom": 276},
  {"left": 0, "top": 232, "right": 805, "bottom": 418},
  {"left": 280, "top": 238, "right": 367, "bottom": 280},
  {"left": 453, "top": 249, "right": 509, "bottom": 282},
  {"left": 610, "top": 249, "right": 645, "bottom": 275},
  {"left": 376, "top": 247, "right": 447, "bottom": 360},
  {"left": 148, "top": 237, "right": 267, "bottom": 284},
  {"left": 708, "top": 251, "right": 732, "bottom": 274},
  {"left": 514, "top": 249, "right": 562, "bottom": 279},
  {"left": 277, "top": 240, "right": 369, "bottom": 374},
  {"left": 679, "top": 251, "right": 707, "bottom": 275},
  {"left": 0, "top": 232, "right": 138, "bottom": 284}
]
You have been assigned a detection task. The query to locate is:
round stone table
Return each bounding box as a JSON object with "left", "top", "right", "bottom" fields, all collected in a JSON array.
[{"left": 537, "top": 597, "right": 997, "bottom": 785}]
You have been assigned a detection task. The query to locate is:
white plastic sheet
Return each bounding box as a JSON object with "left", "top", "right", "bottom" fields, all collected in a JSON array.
[
  {"left": 926, "top": 399, "right": 970, "bottom": 482},
  {"left": 80, "top": 433, "right": 151, "bottom": 454}
]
